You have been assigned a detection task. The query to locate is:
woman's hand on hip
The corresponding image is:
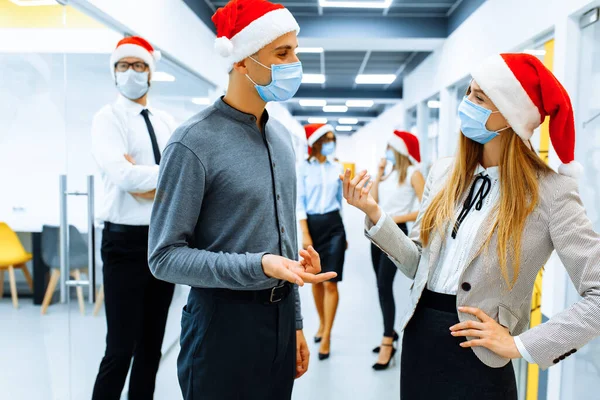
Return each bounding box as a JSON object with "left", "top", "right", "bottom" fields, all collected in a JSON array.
[
  {"left": 450, "top": 307, "right": 522, "bottom": 359},
  {"left": 339, "top": 169, "right": 381, "bottom": 224}
]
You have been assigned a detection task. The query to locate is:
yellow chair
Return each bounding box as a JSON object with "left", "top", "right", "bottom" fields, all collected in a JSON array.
[{"left": 0, "top": 223, "right": 33, "bottom": 308}]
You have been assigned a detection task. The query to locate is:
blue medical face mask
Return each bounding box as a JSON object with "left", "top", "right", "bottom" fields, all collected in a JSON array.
[
  {"left": 321, "top": 142, "right": 335, "bottom": 156},
  {"left": 386, "top": 149, "right": 396, "bottom": 165},
  {"left": 245, "top": 57, "right": 303, "bottom": 102},
  {"left": 116, "top": 69, "right": 149, "bottom": 100},
  {"left": 458, "top": 96, "right": 510, "bottom": 144}
]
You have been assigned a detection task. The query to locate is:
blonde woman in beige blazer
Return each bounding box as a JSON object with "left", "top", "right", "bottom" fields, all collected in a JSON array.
[{"left": 341, "top": 53, "right": 600, "bottom": 400}]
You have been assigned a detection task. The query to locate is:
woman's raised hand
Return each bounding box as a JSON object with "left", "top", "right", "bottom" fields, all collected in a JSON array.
[{"left": 339, "top": 169, "right": 382, "bottom": 223}]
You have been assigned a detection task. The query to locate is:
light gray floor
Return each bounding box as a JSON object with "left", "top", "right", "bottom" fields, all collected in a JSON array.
[{"left": 1, "top": 206, "right": 412, "bottom": 399}]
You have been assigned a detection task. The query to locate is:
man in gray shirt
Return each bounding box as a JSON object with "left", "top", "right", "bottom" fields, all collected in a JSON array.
[{"left": 148, "top": 1, "right": 336, "bottom": 399}]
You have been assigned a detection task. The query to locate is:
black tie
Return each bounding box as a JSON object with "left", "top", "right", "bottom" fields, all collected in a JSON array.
[
  {"left": 452, "top": 173, "right": 492, "bottom": 239},
  {"left": 140, "top": 109, "right": 161, "bottom": 165}
]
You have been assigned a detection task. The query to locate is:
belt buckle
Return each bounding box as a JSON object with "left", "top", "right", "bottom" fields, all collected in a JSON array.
[{"left": 269, "top": 284, "right": 286, "bottom": 303}]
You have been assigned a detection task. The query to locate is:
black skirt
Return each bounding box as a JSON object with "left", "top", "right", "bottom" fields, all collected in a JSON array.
[
  {"left": 306, "top": 211, "right": 346, "bottom": 282},
  {"left": 401, "top": 289, "right": 518, "bottom": 400}
]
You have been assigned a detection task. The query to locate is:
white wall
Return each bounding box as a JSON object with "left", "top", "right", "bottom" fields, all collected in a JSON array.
[{"left": 71, "top": 0, "right": 229, "bottom": 89}]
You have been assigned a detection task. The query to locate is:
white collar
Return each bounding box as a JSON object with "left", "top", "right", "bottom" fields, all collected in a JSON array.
[
  {"left": 308, "top": 157, "right": 331, "bottom": 165},
  {"left": 474, "top": 164, "right": 499, "bottom": 179},
  {"left": 116, "top": 94, "right": 153, "bottom": 116}
]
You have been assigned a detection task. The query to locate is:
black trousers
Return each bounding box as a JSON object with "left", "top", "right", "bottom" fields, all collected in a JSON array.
[
  {"left": 178, "top": 287, "right": 296, "bottom": 400},
  {"left": 371, "top": 223, "right": 407, "bottom": 337},
  {"left": 401, "top": 289, "right": 518, "bottom": 399},
  {"left": 92, "top": 226, "right": 175, "bottom": 400}
]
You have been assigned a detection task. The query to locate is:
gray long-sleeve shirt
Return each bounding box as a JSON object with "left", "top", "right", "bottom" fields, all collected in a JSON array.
[{"left": 148, "top": 98, "right": 302, "bottom": 329}]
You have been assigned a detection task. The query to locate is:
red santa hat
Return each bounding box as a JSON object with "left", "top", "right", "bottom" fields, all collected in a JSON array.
[
  {"left": 305, "top": 123, "right": 334, "bottom": 147},
  {"left": 389, "top": 130, "right": 421, "bottom": 164},
  {"left": 471, "top": 53, "right": 582, "bottom": 178},
  {"left": 109, "top": 36, "right": 161, "bottom": 80},
  {"left": 211, "top": 0, "right": 300, "bottom": 63}
]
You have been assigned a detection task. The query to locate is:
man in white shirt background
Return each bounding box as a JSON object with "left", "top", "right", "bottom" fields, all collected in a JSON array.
[{"left": 90, "top": 36, "right": 177, "bottom": 400}]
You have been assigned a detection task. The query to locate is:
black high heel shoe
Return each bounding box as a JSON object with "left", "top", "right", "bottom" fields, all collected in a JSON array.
[
  {"left": 314, "top": 336, "right": 322, "bottom": 343},
  {"left": 318, "top": 337, "right": 331, "bottom": 360},
  {"left": 372, "top": 331, "right": 399, "bottom": 353},
  {"left": 372, "top": 344, "right": 396, "bottom": 371}
]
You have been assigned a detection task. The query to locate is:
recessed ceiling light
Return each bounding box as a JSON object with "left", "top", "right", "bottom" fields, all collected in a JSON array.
[
  {"left": 308, "top": 117, "right": 328, "bottom": 124},
  {"left": 323, "top": 105, "right": 348, "bottom": 113},
  {"left": 299, "top": 99, "right": 327, "bottom": 107},
  {"left": 296, "top": 47, "right": 324, "bottom": 54},
  {"left": 191, "top": 97, "right": 210, "bottom": 105},
  {"left": 346, "top": 100, "right": 374, "bottom": 108},
  {"left": 302, "top": 74, "right": 326, "bottom": 84},
  {"left": 427, "top": 100, "right": 441, "bottom": 109},
  {"left": 355, "top": 74, "right": 396, "bottom": 85},
  {"left": 9, "top": 0, "right": 57, "bottom": 5},
  {"left": 336, "top": 126, "right": 354, "bottom": 132},
  {"left": 338, "top": 118, "right": 358, "bottom": 125},
  {"left": 319, "top": 0, "right": 392, "bottom": 9},
  {"left": 523, "top": 49, "right": 546, "bottom": 56},
  {"left": 151, "top": 71, "right": 176, "bottom": 82}
]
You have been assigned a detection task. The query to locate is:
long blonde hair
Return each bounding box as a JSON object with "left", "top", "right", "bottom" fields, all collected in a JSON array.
[
  {"left": 419, "top": 130, "right": 552, "bottom": 287},
  {"left": 392, "top": 150, "right": 413, "bottom": 184}
]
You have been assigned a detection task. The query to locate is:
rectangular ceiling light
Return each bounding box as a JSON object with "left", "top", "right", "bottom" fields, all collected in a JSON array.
[
  {"left": 296, "top": 47, "right": 324, "bottom": 54},
  {"left": 299, "top": 99, "right": 327, "bottom": 107},
  {"left": 355, "top": 74, "right": 396, "bottom": 85},
  {"left": 151, "top": 71, "right": 176, "bottom": 82},
  {"left": 523, "top": 49, "right": 546, "bottom": 56},
  {"left": 9, "top": 0, "right": 57, "bottom": 5},
  {"left": 336, "top": 126, "right": 354, "bottom": 132},
  {"left": 319, "top": 0, "right": 392, "bottom": 9},
  {"left": 192, "top": 97, "right": 210, "bottom": 105},
  {"left": 346, "top": 100, "right": 374, "bottom": 108},
  {"left": 427, "top": 100, "right": 441, "bottom": 109},
  {"left": 323, "top": 105, "right": 348, "bottom": 113},
  {"left": 302, "top": 74, "right": 326, "bottom": 84},
  {"left": 308, "top": 117, "right": 328, "bottom": 124},
  {"left": 338, "top": 118, "right": 358, "bottom": 125}
]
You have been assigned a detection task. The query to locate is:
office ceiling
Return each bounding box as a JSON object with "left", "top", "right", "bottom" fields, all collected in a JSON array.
[{"left": 184, "top": 0, "right": 487, "bottom": 133}]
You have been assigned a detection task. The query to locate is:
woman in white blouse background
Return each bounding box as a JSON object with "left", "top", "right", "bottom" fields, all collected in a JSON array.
[
  {"left": 370, "top": 130, "right": 424, "bottom": 370},
  {"left": 341, "top": 53, "right": 600, "bottom": 399}
]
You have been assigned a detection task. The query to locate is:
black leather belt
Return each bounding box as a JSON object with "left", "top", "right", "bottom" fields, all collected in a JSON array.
[
  {"left": 104, "top": 221, "right": 149, "bottom": 234},
  {"left": 212, "top": 283, "right": 291, "bottom": 305}
]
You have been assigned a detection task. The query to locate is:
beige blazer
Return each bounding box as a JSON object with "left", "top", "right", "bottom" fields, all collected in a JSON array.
[{"left": 365, "top": 157, "right": 600, "bottom": 370}]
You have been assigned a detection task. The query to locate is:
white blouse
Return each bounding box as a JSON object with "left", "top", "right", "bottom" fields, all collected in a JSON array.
[
  {"left": 377, "top": 165, "right": 419, "bottom": 216},
  {"left": 428, "top": 165, "right": 500, "bottom": 295}
]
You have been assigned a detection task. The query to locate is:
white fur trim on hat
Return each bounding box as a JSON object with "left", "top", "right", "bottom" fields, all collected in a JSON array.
[
  {"left": 471, "top": 54, "right": 541, "bottom": 142},
  {"left": 109, "top": 43, "right": 158, "bottom": 79},
  {"left": 226, "top": 8, "right": 300, "bottom": 64},
  {"left": 389, "top": 135, "right": 408, "bottom": 156},
  {"left": 558, "top": 160, "right": 583, "bottom": 179},
  {"left": 307, "top": 124, "right": 334, "bottom": 146}
]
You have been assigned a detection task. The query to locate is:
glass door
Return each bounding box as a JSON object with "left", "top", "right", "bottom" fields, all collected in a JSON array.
[
  {"left": 60, "top": 5, "right": 123, "bottom": 399},
  {"left": 0, "top": 1, "right": 72, "bottom": 399}
]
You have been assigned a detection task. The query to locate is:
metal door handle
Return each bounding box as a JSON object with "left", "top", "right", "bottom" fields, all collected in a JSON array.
[{"left": 59, "top": 175, "right": 96, "bottom": 304}]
